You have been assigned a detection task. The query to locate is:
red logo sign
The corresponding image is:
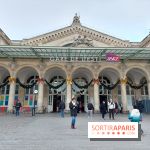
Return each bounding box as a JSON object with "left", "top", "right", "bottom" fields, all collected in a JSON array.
[{"left": 106, "top": 53, "right": 120, "bottom": 62}]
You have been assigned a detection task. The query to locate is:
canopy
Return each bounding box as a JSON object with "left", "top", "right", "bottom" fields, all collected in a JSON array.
[{"left": 0, "top": 46, "right": 150, "bottom": 61}]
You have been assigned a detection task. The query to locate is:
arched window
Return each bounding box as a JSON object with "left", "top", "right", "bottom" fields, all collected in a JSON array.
[
  {"left": 99, "top": 76, "right": 111, "bottom": 95},
  {"left": 24, "top": 76, "right": 38, "bottom": 107},
  {"left": 0, "top": 76, "right": 10, "bottom": 107}
]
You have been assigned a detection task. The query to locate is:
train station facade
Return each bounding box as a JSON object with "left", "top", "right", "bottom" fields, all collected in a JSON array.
[{"left": 0, "top": 15, "right": 150, "bottom": 113}]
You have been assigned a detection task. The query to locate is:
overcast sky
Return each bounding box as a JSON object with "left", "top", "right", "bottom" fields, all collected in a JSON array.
[{"left": 0, "top": 0, "right": 150, "bottom": 42}]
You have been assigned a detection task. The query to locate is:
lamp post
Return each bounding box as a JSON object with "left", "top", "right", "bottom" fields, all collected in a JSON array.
[{"left": 32, "top": 90, "right": 38, "bottom": 116}]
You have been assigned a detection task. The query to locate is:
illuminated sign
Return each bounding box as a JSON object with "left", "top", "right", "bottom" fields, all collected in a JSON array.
[{"left": 106, "top": 53, "right": 120, "bottom": 62}]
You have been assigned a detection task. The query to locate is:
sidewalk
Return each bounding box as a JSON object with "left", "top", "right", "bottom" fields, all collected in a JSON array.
[{"left": 0, "top": 113, "right": 149, "bottom": 150}]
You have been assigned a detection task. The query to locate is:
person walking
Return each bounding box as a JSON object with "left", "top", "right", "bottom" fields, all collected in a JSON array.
[
  {"left": 100, "top": 101, "right": 107, "bottom": 119},
  {"left": 59, "top": 100, "right": 65, "bottom": 118},
  {"left": 69, "top": 96, "right": 78, "bottom": 129},
  {"left": 15, "top": 100, "right": 22, "bottom": 116},
  {"left": 114, "top": 101, "right": 119, "bottom": 114},
  {"left": 136, "top": 100, "right": 144, "bottom": 121},
  {"left": 87, "top": 102, "right": 94, "bottom": 119},
  {"left": 108, "top": 99, "right": 115, "bottom": 120}
]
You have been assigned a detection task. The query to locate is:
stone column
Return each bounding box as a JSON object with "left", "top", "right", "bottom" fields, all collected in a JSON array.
[
  {"left": 120, "top": 77, "right": 127, "bottom": 112},
  {"left": 93, "top": 79, "right": 99, "bottom": 112},
  {"left": 8, "top": 77, "right": 16, "bottom": 112},
  {"left": 148, "top": 80, "right": 150, "bottom": 99},
  {"left": 37, "top": 78, "right": 44, "bottom": 112},
  {"left": 66, "top": 76, "right": 72, "bottom": 111}
]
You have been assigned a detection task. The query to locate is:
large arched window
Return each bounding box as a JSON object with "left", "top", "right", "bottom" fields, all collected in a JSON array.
[
  {"left": 99, "top": 76, "right": 111, "bottom": 96},
  {"left": 24, "top": 76, "right": 38, "bottom": 107},
  {"left": 0, "top": 76, "right": 10, "bottom": 107}
]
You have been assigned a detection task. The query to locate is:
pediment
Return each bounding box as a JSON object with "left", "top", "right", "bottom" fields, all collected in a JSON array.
[
  {"left": 0, "top": 29, "right": 11, "bottom": 45},
  {"left": 140, "top": 35, "right": 150, "bottom": 47},
  {"left": 21, "top": 23, "right": 131, "bottom": 47}
]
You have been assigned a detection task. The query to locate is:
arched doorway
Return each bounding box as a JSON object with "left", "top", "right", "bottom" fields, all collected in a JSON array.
[
  {"left": 99, "top": 68, "right": 120, "bottom": 109},
  {"left": 0, "top": 66, "right": 10, "bottom": 112},
  {"left": 72, "top": 67, "right": 93, "bottom": 112},
  {"left": 126, "top": 68, "right": 148, "bottom": 110},
  {"left": 16, "top": 67, "right": 39, "bottom": 109},
  {"left": 44, "top": 67, "right": 66, "bottom": 112}
]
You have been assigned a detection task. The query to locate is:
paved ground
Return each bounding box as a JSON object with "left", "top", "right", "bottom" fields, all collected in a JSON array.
[{"left": 0, "top": 112, "right": 150, "bottom": 150}]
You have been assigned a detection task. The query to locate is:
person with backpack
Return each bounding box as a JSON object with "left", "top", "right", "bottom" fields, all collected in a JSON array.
[{"left": 87, "top": 102, "right": 94, "bottom": 119}]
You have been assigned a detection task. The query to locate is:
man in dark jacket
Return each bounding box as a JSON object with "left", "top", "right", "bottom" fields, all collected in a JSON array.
[
  {"left": 69, "top": 96, "right": 78, "bottom": 129},
  {"left": 100, "top": 101, "right": 107, "bottom": 119},
  {"left": 137, "top": 101, "right": 144, "bottom": 113},
  {"left": 15, "top": 100, "right": 22, "bottom": 116},
  {"left": 87, "top": 102, "right": 94, "bottom": 119},
  {"left": 59, "top": 100, "right": 65, "bottom": 118}
]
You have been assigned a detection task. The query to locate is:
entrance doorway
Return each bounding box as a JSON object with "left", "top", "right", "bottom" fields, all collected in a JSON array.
[
  {"left": 77, "top": 95, "right": 85, "bottom": 112},
  {"left": 48, "top": 94, "right": 64, "bottom": 112},
  {"left": 100, "top": 95, "right": 108, "bottom": 110},
  {"left": 53, "top": 95, "right": 61, "bottom": 112}
]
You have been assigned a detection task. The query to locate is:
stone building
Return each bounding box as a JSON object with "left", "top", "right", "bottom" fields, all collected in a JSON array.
[{"left": 0, "top": 15, "right": 150, "bottom": 113}]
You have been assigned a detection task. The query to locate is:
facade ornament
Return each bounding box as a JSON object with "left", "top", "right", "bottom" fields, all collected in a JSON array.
[
  {"left": 72, "top": 13, "right": 81, "bottom": 26},
  {"left": 120, "top": 77, "right": 127, "bottom": 85},
  {"left": 72, "top": 35, "right": 93, "bottom": 47},
  {"left": 93, "top": 78, "right": 99, "bottom": 85},
  {"left": 65, "top": 63, "right": 73, "bottom": 72},
  {"left": 9, "top": 77, "right": 16, "bottom": 83},
  {"left": 8, "top": 61, "right": 17, "bottom": 71},
  {"left": 66, "top": 76, "right": 72, "bottom": 85},
  {"left": 37, "top": 61, "right": 46, "bottom": 71},
  {"left": 38, "top": 78, "right": 45, "bottom": 84}
]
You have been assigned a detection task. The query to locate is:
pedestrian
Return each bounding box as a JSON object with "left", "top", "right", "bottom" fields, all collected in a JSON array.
[
  {"left": 69, "top": 96, "right": 78, "bottom": 129},
  {"left": 108, "top": 99, "right": 115, "bottom": 120},
  {"left": 32, "top": 100, "right": 37, "bottom": 116},
  {"left": 114, "top": 101, "right": 119, "bottom": 114},
  {"left": 100, "top": 101, "right": 107, "bottom": 119},
  {"left": 128, "top": 105, "right": 143, "bottom": 135},
  {"left": 59, "top": 100, "right": 65, "bottom": 118},
  {"left": 137, "top": 100, "right": 144, "bottom": 121},
  {"left": 15, "top": 100, "right": 22, "bottom": 116},
  {"left": 87, "top": 101, "right": 94, "bottom": 119},
  {"left": 119, "top": 103, "right": 123, "bottom": 113}
]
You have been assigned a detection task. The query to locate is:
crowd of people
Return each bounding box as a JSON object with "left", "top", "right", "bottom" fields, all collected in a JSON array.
[{"left": 12, "top": 96, "right": 144, "bottom": 132}]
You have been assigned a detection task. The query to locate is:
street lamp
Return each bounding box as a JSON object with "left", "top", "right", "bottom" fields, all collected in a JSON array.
[{"left": 32, "top": 90, "right": 38, "bottom": 116}]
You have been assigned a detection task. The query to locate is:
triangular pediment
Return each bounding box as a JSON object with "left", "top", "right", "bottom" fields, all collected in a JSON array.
[
  {"left": 20, "top": 15, "right": 131, "bottom": 47},
  {"left": 140, "top": 34, "right": 150, "bottom": 47},
  {"left": 0, "top": 28, "right": 11, "bottom": 45}
]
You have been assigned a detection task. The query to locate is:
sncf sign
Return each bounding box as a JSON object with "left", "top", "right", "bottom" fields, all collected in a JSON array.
[{"left": 106, "top": 53, "right": 120, "bottom": 62}]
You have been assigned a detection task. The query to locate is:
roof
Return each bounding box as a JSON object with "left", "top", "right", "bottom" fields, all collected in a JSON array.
[{"left": 0, "top": 45, "right": 150, "bottom": 61}]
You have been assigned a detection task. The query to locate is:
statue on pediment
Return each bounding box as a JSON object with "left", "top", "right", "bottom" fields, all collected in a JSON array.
[{"left": 72, "top": 13, "right": 81, "bottom": 25}]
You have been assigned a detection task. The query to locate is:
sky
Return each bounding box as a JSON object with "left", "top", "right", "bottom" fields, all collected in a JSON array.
[{"left": 0, "top": 0, "right": 150, "bottom": 42}]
